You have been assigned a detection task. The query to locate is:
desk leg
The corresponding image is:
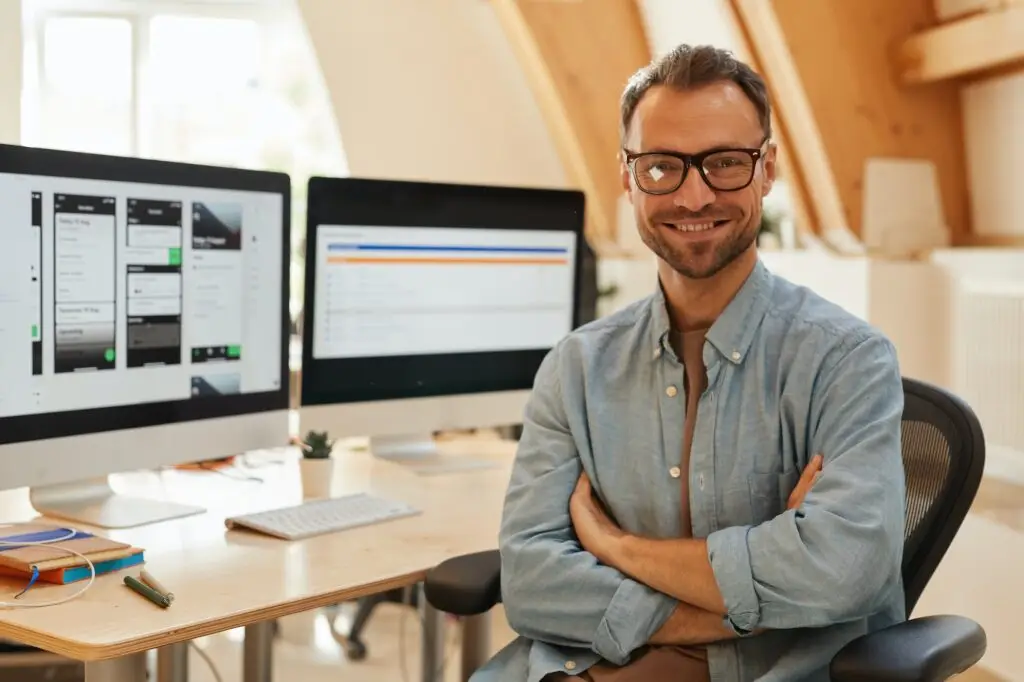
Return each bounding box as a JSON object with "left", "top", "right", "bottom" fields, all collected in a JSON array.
[
  {"left": 84, "top": 653, "right": 148, "bottom": 682},
  {"left": 157, "top": 642, "right": 189, "bottom": 682},
  {"left": 243, "top": 621, "right": 275, "bottom": 682},
  {"left": 419, "top": 584, "right": 445, "bottom": 682},
  {"left": 461, "top": 613, "right": 491, "bottom": 682}
]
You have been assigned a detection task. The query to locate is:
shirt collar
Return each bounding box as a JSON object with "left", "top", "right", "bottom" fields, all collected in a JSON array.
[{"left": 650, "top": 259, "right": 773, "bottom": 365}]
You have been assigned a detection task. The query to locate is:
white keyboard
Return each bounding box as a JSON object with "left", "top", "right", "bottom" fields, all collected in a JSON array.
[{"left": 225, "top": 493, "right": 421, "bottom": 540}]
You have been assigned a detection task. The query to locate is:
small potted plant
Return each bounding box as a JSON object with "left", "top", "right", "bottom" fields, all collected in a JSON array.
[{"left": 294, "top": 430, "right": 335, "bottom": 499}]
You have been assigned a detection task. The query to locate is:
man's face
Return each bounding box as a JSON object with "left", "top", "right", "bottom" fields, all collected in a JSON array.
[{"left": 620, "top": 82, "right": 776, "bottom": 280}]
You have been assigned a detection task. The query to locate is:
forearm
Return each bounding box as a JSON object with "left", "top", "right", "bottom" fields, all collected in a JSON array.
[
  {"left": 648, "top": 602, "right": 740, "bottom": 646},
  {"left": 608, "top": 534, "right": 727, "bottom": 616},
  {"left": 502, "top": 533, "right": 676, "bottom": 663}
]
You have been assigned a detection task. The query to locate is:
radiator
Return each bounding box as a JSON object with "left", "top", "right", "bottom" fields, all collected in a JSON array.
[{"left": 951, "top": 278, "right": 1024, "bottom": 457}]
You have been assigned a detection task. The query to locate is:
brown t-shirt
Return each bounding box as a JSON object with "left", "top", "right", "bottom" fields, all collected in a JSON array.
[{"left": 549, "top": 329, "right": 711, "bottom": 682}]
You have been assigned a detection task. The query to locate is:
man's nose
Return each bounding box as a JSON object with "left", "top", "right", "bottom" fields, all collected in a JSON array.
[{"left": 673, "top": 167, "right": 716, "bottom": 212}]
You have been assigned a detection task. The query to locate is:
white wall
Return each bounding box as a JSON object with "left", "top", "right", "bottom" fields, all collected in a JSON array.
[
  {"left": 0, "top": 1, "right": 21, "bottom": 144},
  {"left": 932, "top": 247, "right": 1024, "bottom": 278},
  {"left": 961, "top": 73, "right": 1024, "bottom": 238},
  {"left": 295, "top": 0, "right": 566, "bottom": 189}
]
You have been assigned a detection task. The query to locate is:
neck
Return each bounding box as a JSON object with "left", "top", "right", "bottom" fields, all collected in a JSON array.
[{"left": 659, "top": 248, "right": 757, "bottom": 332}]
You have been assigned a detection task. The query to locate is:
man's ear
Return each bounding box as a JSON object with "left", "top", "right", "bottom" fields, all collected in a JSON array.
[
  {"left": 761, "top": 143, "right": 778, "bottom": 197},
  {"left": 619, "top": 151, "right": 632, "bottom": 199}
]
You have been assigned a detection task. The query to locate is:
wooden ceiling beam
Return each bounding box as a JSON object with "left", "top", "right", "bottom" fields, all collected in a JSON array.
[
  {"left": 897, "top": 6, "right": 1024, "bottom": 84},
  {"left": 727, "top": 0, "right": 849, "bottom": 245},
  {"left": 491, "top": 0, "right": 651, "bottom": 255}
]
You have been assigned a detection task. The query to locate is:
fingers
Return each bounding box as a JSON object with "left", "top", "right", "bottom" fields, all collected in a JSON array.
[
  {"left": 787, "top": 454, "right": 824, "bottom": 510},
  {"left": 801, "top": 454, "right": 823, "bottom": 483},
  {"left": 573, "top": 471, "right": 592, "bottom": 498}
]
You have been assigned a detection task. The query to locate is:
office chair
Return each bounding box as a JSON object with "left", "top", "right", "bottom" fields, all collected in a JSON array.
[{"left": 423, "top": 377, "right": 989, "bottom": 681}]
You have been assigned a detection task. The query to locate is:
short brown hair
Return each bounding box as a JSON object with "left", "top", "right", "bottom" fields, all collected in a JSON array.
[{"left": 620, "top": 44, "right": 772, "bottom": 141}]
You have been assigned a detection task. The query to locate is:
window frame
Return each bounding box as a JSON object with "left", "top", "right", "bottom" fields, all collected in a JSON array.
[{"left": 21, "top": 0, "right": 286, "bottom": 155}]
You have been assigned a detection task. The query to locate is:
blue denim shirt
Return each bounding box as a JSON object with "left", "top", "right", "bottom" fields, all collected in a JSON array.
[{"left": 475, "top": 260, "right": 906, "bottom": 682}]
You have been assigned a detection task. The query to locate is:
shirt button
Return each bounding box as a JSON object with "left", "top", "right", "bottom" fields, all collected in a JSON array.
[
  {"left": 731, "top": 351, "right": 741, "bottom": 361},
  {"left": 669, "top": 466, "right": 681, "bottom": 478},
  {"left": 654, "top": 346, "right": 662, "bottom": 358},
  {"left": 565, "top": 660, "right": 577, "bottom": 670},
  {"left": 665, "top": 385, "right": 678, "bottom": 397}
]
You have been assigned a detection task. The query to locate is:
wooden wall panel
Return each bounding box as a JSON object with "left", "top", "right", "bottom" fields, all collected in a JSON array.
[{"left": 732, "top": 0, "right": 973, "bottom": 244}]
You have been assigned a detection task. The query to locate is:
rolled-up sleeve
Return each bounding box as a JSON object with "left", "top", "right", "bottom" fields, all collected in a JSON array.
[
  {"left": 500, "top": 345, "right": 677, "bottom": 664},
  {"left": 706, "top": 334, "right": 906, "bottom": 633}
]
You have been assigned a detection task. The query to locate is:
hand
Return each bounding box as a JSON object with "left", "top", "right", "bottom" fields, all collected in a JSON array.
[
  {"left": 787, "top": 454, "right": 823, "bottom": 510},
  {"left": 570, "top": 472, "right": 625, "bottom": 565}
]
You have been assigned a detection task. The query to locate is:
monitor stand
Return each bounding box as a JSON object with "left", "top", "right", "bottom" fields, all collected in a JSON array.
[
  {"left": 30, "top": 477, "right": 205, "bottom": 529},
  {"left": 369, "top": 434, "right": 438, "bottom": 461}
]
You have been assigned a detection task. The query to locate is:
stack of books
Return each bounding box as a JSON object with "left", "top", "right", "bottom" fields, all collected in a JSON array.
[{"left": 0, "top": 524, "right": 145, "bottom": 585}]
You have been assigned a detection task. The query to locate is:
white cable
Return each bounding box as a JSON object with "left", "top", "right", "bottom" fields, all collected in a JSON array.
[
  {"left": 188, "top": 641, "right": 224, "bottom": 682},
  {"left": 0, "top": 523, "right": 95, "bottom": 609}
]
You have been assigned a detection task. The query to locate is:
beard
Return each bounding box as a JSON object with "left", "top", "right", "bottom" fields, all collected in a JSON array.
[{"left": 637, "top": 207, "right": 760, "bottom": 280}]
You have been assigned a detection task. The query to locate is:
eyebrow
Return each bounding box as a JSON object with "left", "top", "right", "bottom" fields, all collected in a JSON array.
[{"left": 640, "top": 141, "right": 762, "bottom": 155}]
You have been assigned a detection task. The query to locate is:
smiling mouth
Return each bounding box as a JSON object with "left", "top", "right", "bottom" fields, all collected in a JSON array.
[{"left": 663, "top": 220, "right": 730, "bottom": 233}]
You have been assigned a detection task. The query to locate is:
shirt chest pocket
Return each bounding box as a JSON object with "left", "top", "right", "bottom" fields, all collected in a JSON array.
[{"left": 746, "top": 469, "right": 801, "bottom": 523}]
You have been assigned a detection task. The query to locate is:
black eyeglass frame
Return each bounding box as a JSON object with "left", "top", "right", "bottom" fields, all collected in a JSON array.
[{"left": 623, "top": 138, "right": 770, "bottom": 195}]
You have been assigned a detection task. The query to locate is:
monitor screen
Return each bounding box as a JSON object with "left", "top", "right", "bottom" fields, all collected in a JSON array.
[
  {"left": 302, "top": 177, "right": 583, "bottom": 405},
  {"left": 0, "top": 145, "right": 290, "bottom": 444}
]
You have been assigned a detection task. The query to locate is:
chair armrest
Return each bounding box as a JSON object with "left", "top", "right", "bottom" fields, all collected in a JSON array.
[
  {"left": 423, "top": 550, "right": 502, "bottom": 616},
  {"left": 829, "top": 615, "right": 986, "bottom": 682}
]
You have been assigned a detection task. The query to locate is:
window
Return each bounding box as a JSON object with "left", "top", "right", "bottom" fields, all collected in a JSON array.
[{"left": 21, "top": 0, "right": 347, "bottom": 320}]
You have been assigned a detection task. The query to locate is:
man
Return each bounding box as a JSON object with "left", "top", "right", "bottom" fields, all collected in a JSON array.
[{"left": 476, "top": 44, "right": 906, "bottom": 682}]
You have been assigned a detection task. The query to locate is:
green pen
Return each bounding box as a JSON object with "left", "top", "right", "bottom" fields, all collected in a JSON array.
[{"left": 124, "top": 575, "right": 171, "bottom": 609}]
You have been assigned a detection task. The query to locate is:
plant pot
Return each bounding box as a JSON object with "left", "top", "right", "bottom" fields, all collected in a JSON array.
[{"left": 299, "top": 458, "right": 335, "bottom": 499}]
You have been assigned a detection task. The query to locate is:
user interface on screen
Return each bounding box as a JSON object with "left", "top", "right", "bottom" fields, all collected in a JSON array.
[
  {"left": 311, "top": 225, "right": 578, "bottom": 360},
  {"left": 0, "top": 173, "right": 284, "bottom": 419}
]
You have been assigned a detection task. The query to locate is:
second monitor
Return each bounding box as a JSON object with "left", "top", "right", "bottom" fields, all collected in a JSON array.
[{"left": 300, "top": 177, "right": 583, "bottom": 458}]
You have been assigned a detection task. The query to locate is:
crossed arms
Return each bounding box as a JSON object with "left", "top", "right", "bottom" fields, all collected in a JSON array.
[{"left": 498, "top": 335, "right": 906, "bottom": 665}]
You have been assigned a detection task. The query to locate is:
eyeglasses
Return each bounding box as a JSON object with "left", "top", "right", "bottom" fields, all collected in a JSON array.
[{"left": 623, "top": 140, "right": 768, "bottom": 195}]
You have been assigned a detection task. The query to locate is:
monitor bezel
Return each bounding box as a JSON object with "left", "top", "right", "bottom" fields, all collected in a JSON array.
[
  {"left": 301, "top": 176, "right": 585, "bottom": 406},
  {"left": 0, "top": 143, "right": 292, "bottom": 445}
]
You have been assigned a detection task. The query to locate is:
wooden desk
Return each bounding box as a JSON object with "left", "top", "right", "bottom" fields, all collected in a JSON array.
[{"left": 0, "top": 436, "right": 513, "bottom": 681}]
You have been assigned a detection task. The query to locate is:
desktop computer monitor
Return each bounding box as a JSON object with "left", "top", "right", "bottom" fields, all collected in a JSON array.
[
  {"left": 0, "top": 144, "right": 291, "bottom": 528},
  {"left": 300, "top": 177, "right": 583, "bottom": 458}
]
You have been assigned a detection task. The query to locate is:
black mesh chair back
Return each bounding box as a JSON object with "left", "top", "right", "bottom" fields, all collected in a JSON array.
[{"left": 899, "top": 378, "right": 985, "bottom": 615}]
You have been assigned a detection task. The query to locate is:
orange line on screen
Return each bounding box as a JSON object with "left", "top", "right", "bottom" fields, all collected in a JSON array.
[{"left": 326, "top": 256, "right": 568, "bottom": 265}]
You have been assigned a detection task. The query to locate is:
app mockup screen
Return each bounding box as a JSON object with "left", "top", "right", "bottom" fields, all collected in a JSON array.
[{"left": 0, "top": 173, "right": 284, "bottom": 418}]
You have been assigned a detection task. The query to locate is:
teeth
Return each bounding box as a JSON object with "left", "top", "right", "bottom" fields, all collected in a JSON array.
[{"left": 672, "top": 222, "right": 717, "bottom": 232}]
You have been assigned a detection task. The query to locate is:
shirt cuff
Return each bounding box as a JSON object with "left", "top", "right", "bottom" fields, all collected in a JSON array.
[
  {"left": 592, "top": 579, "right": 676, "bottom": 665},
  {"left": 706, "top": 525, "right": 761, "bottom": 635}
]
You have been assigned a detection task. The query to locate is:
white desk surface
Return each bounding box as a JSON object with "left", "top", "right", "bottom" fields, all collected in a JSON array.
[{"left": 0, "top": 435, "right": 514, "bottom": 661}]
